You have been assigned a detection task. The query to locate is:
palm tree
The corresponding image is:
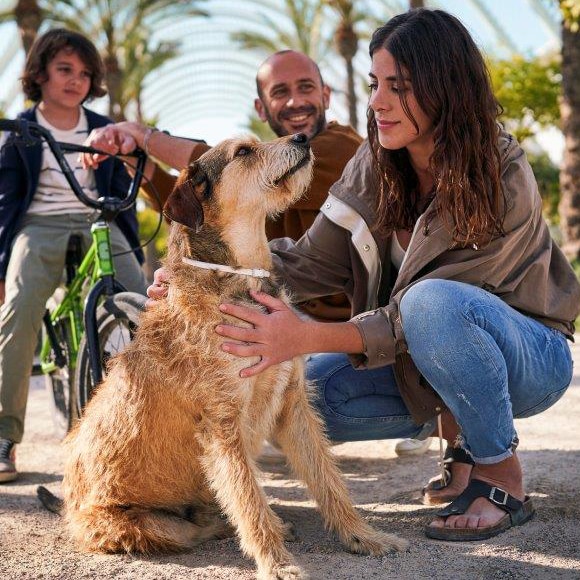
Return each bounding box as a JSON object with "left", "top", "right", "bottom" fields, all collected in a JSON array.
[
  {"left": 323, "top": 0, "right": 365, "bottom": 129},
  {"left": 559, "top": 0, "right": 580, "bottom": 260},
  {"left": 40, "top": 0, "right": 207, "bottom": 120},
  {"left": 112, "top": 29, "right": 179, "bottom": 123},
  {"left": 231, "top": 0, "right": 329, "bottom": 63},
  {"left": 0, "top": 0, "right": 43, "bottom": 54}
]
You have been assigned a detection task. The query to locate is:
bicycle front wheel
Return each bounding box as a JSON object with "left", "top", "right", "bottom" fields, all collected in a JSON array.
[{"left": 75, "top": 292, "right": 146, "bottom": 412}]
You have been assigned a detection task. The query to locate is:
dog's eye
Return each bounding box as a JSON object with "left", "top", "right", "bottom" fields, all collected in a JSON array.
[{"left": 235, "top": 147, "right": 251, "bottom": 157}]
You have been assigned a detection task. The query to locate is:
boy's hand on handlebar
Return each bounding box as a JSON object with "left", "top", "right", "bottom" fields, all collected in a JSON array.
[{"left": 145, "top": 267, "right": 170, "bottom": 308}]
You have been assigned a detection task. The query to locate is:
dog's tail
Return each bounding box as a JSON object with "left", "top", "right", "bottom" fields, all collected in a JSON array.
[
  {"left": 66, "top": 505, "right": 228, "bottom": 554},
  {"left": 37, "top": 485, "right": 64, "bottom": 516}
]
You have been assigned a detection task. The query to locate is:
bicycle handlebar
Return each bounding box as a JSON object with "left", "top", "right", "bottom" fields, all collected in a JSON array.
[{"left": 0, "top": 118, "right": 147, "bottom": 216}]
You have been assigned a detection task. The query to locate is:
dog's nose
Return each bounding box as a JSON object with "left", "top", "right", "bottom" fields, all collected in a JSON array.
[{"left": 291, "top": 133, "right": 309, "bottom": 146}]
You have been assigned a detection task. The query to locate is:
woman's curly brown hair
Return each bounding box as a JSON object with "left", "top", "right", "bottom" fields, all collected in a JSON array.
[
  {"left": 367, "top": 9, "right": 506, "bottom": 247},
  {"left": 21, "top": 28, "right": 106, "bottom": 103}
]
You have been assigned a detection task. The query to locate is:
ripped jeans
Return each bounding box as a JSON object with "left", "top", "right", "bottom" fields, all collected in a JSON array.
[{"left": 307, "top": 280, "right": 573, "bottom": 464}]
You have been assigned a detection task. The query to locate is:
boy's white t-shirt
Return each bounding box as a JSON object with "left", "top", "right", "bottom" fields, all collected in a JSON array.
[{"left": 27, "top": 108, "right": 99, "bottom": 215}]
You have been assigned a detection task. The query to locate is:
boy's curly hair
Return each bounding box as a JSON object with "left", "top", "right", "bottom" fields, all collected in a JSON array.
[{"left": 21, "top": 28, "right": 107, "bottom": 103}]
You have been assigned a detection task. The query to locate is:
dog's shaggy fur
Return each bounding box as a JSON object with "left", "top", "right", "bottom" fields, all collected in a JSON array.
[{"left": 62, "top": 134, "right": 408, "bottom": 579}]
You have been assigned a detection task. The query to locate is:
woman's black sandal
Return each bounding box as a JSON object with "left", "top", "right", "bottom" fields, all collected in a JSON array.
[
  {"left": 422, "top": 445, "right": 475, "bottom": 505},
  {"left": 424, "top": 479, "right": 535, "bottom": 541}
]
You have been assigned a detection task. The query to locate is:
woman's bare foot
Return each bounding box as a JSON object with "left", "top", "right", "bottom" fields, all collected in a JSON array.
[{"left": 428, "top": 453, "right": 525, "bottom": 531}]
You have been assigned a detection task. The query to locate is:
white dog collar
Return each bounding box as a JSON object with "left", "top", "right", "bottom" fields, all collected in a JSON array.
[{"left": 182, "top": 257, "right": 270, "bottom": 279}]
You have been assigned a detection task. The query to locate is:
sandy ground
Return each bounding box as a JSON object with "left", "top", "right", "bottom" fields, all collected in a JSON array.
[{"left": 1, "top": 343, "right": 579, "bottom": 580}]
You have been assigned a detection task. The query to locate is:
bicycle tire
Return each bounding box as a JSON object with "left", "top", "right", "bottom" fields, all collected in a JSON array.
[
  {"left": 75, "top": 292, "right": 146, "bottom": 412},
  {"left": 43, "top": 316, "right": 78, "bottom": 439}
]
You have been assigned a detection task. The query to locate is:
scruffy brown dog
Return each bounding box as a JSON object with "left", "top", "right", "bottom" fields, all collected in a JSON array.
[{"left": 62, "top": 133, "right": 408, "bottom": 579}]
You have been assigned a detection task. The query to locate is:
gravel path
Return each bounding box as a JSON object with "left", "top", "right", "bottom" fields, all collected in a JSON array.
[{"left": 1, "top": 342, "right": 579, "bottom": 579}]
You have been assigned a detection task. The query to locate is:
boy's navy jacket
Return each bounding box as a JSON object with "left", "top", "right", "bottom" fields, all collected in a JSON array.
[{"left": 0, "top": 106, "right": 144, "bottom": 279}]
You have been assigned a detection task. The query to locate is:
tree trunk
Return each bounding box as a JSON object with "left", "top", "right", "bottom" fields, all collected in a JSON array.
[
  {"left": 104, "top": 53, "right": 125, "bottom": 122},
  {"left": 334, "top": 16, "right": 359, "bottom": 132},
  {"left": 345, "top": 56, "right": 357, "bottom": 130},
  {"left": 14, "top": 0, "right": 42, "bottom": 55},
  {"left": 559, "top": 20, "right": 580, "bottom": 260}
]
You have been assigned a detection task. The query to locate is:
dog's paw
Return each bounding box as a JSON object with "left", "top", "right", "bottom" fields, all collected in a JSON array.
[
  {"left": 343, "top": 528, "right": 409, "bottom": 555},
  {"left": 262, "top": 563, "right": 305, "bottom": 580}
]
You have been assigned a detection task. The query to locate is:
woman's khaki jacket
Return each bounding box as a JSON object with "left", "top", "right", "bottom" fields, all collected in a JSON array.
[{"left": 270, "top": 132, "right": 580, "bottom": 424}]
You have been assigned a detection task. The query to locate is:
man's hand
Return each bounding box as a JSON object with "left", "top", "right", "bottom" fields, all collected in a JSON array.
[
  {"left": 0, "top": 280, "right": 5, "bottom": 306},
  {"left": 81, "top": 122, "right": 144, "bottom": 169},
  {"left": 145, "top": 267, "right": 170, "bottom": 308}
]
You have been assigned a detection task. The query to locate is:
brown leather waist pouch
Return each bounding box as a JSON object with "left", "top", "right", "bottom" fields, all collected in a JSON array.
[{"left": 393, "top": 352, "right": 446, "bottom": 425}]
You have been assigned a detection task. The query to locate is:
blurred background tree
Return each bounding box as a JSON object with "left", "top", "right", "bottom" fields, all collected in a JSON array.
[
  {"left": 323, "top": 0, "right": 364, "bottom": 129},
  {"left": 232, "top": 0, "right": 328, "bottom": 61},
  {"left": 558, "top": 0, "right": 580, "bottom": 260},
  {"left": 489, "top": 54, "right": 561, "bottom": 143},
  {"left": 488, "top": 53, "right": 561, "bottom": 224},
  {"left": 1, "top": 0, "right": 208, "bottom": 121}
]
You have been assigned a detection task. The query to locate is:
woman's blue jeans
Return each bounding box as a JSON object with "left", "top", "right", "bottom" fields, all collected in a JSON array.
[{"left": 308, "top": 280, "right": 573, "bottom": 464}]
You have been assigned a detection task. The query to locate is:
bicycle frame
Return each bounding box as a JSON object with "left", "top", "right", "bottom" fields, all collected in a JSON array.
[
  {"left": 83, "top": 220, "right": 127, "bottom": 385},
  {"left": 39, "top": 220, "right": 125, "bottom": 385}
]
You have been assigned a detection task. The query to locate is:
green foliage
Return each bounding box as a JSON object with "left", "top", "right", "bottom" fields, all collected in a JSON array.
[
  {"left": 245, "top": 115, "right": 277, "bottom": 142},
  {"left": 137, "top": 205, "right": 167, "bottom": 256},
  {"left": 488, "top": 54, "right": 561, "bottom": 142},
  {"left": 560, "top": 0, "right": 580, "bottom": 32}
]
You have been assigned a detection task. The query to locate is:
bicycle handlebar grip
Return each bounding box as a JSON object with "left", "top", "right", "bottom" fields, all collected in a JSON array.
[{"left": 0, "top": 119, "right": 23, "bottom": 132}]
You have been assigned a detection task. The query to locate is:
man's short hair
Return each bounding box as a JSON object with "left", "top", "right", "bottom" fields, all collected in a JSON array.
[{"left": 255, "top": 50, "right": 325, "bottom": 100}]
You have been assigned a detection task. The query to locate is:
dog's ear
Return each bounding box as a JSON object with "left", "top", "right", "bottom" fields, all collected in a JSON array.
[{"left": 163, "top": 162, "right": 211, "bottom": 232}]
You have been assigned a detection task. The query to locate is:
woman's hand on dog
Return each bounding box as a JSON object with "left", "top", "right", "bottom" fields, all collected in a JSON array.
[
  {"left": 216, "top": 291, "right": 365, "bottom": 378},
  {"left": 217, "top": 291, "right": 311, "bottom": 377}
]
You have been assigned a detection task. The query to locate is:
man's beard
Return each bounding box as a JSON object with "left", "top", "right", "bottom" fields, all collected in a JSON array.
[{"left": 264, "top": 105, "right": 327, "bottom": 139}]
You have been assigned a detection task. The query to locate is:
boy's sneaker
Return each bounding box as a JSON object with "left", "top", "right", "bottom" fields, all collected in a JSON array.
[
  {"left": 0, "top": 438, "right": 17, "bottom": 482},
  {"left": 394, "top": 437, "right": 432, "bottom": 457}
]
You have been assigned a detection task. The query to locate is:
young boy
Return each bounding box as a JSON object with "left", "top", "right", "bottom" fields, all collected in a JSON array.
[{"left": 0, "top": 29, "right": 147, "bottom": 482}]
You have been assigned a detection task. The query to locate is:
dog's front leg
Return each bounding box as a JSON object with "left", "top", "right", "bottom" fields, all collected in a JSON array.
[
  {"left": 274, "top": 372, "right": 409, "bottom": 555},
  {"left": 199, "top": 422, "right": 304, "bottom": 580}
]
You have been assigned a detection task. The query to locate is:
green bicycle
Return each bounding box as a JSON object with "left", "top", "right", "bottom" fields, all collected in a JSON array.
[{"left": 1, "top": 118, "right": 150, "bottom": 438}]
